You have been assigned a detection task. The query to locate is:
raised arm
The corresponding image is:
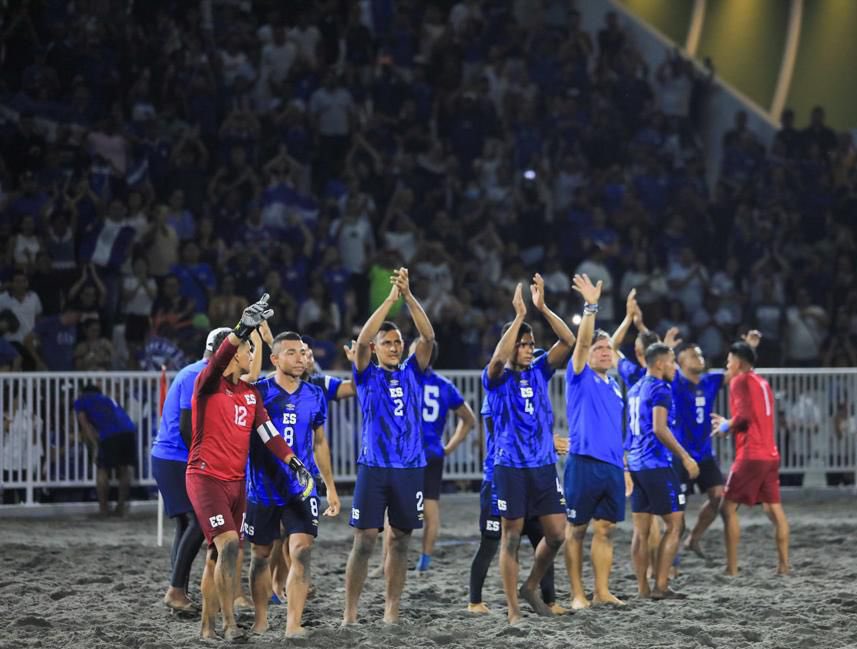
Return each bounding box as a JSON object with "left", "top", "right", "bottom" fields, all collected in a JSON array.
[
  {"left": 570, "top": 273, "right": 603, "bottom": 375},
  {"left": 393, "top": 267, "right": 435, "bottom": 371},
  {"left": 531, "top": 273, "right": 575, "bottom": 369},
  {"left": 313, "top": 425, "right": 340, "bottom": 516},
  {"left": 611, "top": 288, "right": 637, "bottom": 365},
  {"left": 443, "top": 401, "right": 476, "bottom": 456},
  {"left": 355, "top": 283, "right": 400, "bottom": 372},
  {"left": 487, "top": 283, "right": 527, "bottom": 381}
]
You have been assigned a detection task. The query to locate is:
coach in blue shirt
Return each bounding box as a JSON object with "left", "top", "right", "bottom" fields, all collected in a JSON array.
[
  {"left": 563, "top": 273, "right": 628, "bottom": 609},
  {"left": 343, "top": 267, "right": 434, "bottom": 626}
]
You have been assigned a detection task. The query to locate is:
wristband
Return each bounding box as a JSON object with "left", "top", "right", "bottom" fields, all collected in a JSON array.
[
  {"left": 718, "top": 421, "right": 730, "bottom": 434},
  {"left": 583, "top": 303, "right": 599, "bottom": 314},
  {"left": 233, "top": 322, "right": 254, "bottom": 341}
]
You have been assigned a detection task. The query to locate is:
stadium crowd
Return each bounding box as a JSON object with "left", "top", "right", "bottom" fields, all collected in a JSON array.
[{"left": 0, "top": 0, "right": 855, "bottom": 376}]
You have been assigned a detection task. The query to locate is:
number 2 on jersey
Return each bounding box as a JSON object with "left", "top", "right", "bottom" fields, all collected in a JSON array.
[{"left": 390, "top": 386, "right": 404, "bottom": 417}]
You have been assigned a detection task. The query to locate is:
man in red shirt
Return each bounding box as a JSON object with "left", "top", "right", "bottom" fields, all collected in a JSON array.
[
  {"left": 712, "top": 341, "right": 790, "bottom": 576},
  {"left": 186, "top": 295, "right": 315, "bottom": 640}
]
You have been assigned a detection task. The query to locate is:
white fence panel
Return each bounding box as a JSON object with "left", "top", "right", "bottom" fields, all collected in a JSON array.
[{"left": 2, "top": 368, "right": 855, "bottom": 504}]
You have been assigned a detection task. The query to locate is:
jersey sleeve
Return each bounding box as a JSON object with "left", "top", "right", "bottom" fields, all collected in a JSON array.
[
  {"left": 195, "top": 337, "right": 238, "bottom": 395},
  {"left": 313, "top": 389, "right": 328, "bottom": 429},
  {"left": 533, "top": 353, "right": 555, "bottom": 380},
  {"left": 178, "top": 368, "right": 196, "bottom": 410},
  {"left": 729, "top": 374, "right": 752, "bottom": 432},
  {"left": 652, "top": 382, "right": 673, "bottom": 411},
  {"left": 444, "top": 379, "right": 465, "bottom": 411},
  {"left": 482, "top": 365, "right": 510, "bottom": 391},
  {"left": 704, "top": 371, "right": 726, "bottom": 398},
  {"left": 73, "top": 397, "right": 85, "bottom": 413},
  {"left": 404, "top": 353, "right": 428, "bottom": 379},
  {"left": 618, "top": 357, "right": 641, "bottom": 386}
]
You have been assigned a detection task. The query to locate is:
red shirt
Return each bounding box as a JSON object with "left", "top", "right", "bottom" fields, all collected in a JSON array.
[
  {"left": 188, "top": 337, "right": 293, "bottom": 481},
  {"left": 729, "top": 371, "right": 779, "bottom": 461}
]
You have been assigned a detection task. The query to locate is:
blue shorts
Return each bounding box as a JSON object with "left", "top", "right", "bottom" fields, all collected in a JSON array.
[
  {"left": 479, "top": 480, "right": 501, "bottom": 539},
  {"left": 424, "top": 455, "right": 444, "bottom": 500},
  {"left": 350, "top": 465, "right": 425, "bottom": 531},
  {"left": 493, "top": 464, "right": 566, "bottom": 521},
  {"left": 151, "top": 456, "right": 192, "bottom": 518},
  {"left": 243, "top": 494, "right": 321, "bottom": 546},
  {"left": 630, "top": 467, "right": 686, "bottom": 515},
  {"left": 564, "top": 454, "right": 626, "bottom": 525}
]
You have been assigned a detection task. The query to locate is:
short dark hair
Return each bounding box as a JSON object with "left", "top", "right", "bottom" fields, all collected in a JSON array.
[
  {"left": 81, "top": 383, "right": 101, "bottom": 394},
  {"left": 729, "top": 341, "right": 756, "bottom": 367},
  {"left": 502, "top": 321, "right": 533, "bottom": 343},
  {"left": 376, "top": 321, "right": 401, "bottom": 337},
  {"left": 636, "top": 330, "right": 660, "bottom": 349},
  {"left": 272, "top": 331, "right": 302, "bottom": 354},
  {"left": 674, "top": 341, "right": 698, "bottom": 359},
  {"left": 209, "top": 329, "right": 231, "bottom": 353},
  {"left": 591, "top": 328, "right": 611, "bottom": 345},
  {"left": 645, "top": 342, "right": 672, "bottom": 366}
]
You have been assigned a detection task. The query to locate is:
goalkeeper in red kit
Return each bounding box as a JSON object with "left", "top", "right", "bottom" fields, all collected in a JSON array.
[
  {"left": 186, "top": 294, "right": 315, "bottom": 641},
  {"left": 711, "top": 341, "right": 790, "bottom": 577}
]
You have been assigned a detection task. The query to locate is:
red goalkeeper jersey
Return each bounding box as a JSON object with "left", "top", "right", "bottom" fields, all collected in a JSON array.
[
  {"left": 729, "top": 371, "right": 780, "bottom": 461},
  {"left": 188, "top": 337, "right": 294, "bottom": 481}
]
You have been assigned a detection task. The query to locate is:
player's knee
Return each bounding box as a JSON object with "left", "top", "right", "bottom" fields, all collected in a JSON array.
[
  {"left": 251, "top": 544, "right": 272, "bottom": 560},
  {"left": 593, "top": 521, "right": 616, "bottom": 540},
  {"left": 569, "top": 524, "right": 587, "bottom": 542},
  {"left": 501, "top": 532, "right": 521, "bottom": 555},
  {"left": 220, "top": 537, "right": 240, "bottom": 565},
  {"left": 292, "top": 544, "right": 312, "bottom": 570},
  {"left": 544, "top": 532, "right": 564, "bottom": 551},
  {"left": 352, "top": 532, "right": 376, "bottom": 558}
]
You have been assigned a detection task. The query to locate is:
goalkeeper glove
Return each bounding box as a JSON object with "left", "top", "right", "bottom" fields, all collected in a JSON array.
[
  {"left": 234, "top": 292, "right": 274, "bottom": 340},
  {"left": 288, "top": 456, "right": 315, "bottom": 502}
]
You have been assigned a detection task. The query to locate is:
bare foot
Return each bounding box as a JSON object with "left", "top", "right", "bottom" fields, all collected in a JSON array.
[
  {"left": 637, "top": 588, "right": 652, "bottom": 599},
  {"left": 342, "top": 609, "right": 358, "bottom": 626},
  {"left": 548, "top": 602, "right": 571, "bottom": 615},
  {"left": 651, "top": 587, "right": 687, "bottom": 600},
  {"left": 369, "top": 564, "right": 385, "bottom": 579},
  {"left": 382, "top": 612, "right": 399, "bottom": 625},
  {"left": 777, "top": 564, "right": 790, "bottom": 576},
  {"left": 683, "top": 535, "right": 706, "bottom": 559},
  {"left": 669, "top": 566, "right": 680, "bottom": 579},
  {"left": 593, "top": 592, "right": 625, "bottom": 607},
  {"left": 570, "top": 595, "right": 591, "bottom": 610},
  {"left": 724, "top": 568, "right": 739, "bottom": 577},
  {"left": 285, "top": 626, "right": 307, "bottom": 639},
  {"left": 272, "top": 582, "right": 286, "bottom": 602},
  {"left": 223, "top": 625, "right": 246, "bottom": 642},
  {"left": 518, "top": 585, "right": 554, "bottom": 617},
  {"left": 200, "top": 623, "right": 218, "bottom": 640},
  {"left": 508, "top": 610, "right": 523, "bottom": 625},
  {"left": 233, "top": 595, "right": 254, "bottom": 610},
  {"left": 163, "top": 590, "right": 196, "bottom": 611},
  {"left": 251, "top": 621, "right": 269, "bottom": 635},
  {"left": 467, "top": 602, "right": 490, "bottom": 614}
]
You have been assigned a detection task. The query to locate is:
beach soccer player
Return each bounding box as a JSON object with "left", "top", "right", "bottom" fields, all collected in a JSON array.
[
  {"left": 712, "top": 341, "right": 790, "bottom": 576},
  {"left": 342, "top": 267, "right": 434, "bottom": 625},
  {"left": 245, "top": 331, "right": 340, "bottom": 638},
  {"left": 186, "top": 295, "right": 315, "bottom": 640},
  {"left": 627, "top": 343, "right": 699, "bottom": 599},
  {"left": 483, "top": 275, "right": 575, "bottom": 623}
]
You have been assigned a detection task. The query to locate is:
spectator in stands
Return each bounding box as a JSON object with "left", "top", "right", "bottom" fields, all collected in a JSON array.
[{"left": 74, "top": 316, "right": 114, "bottom": 371}]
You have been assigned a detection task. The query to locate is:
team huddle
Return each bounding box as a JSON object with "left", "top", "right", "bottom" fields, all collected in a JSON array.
[{"left": 151, "top": 268, "right": 790, "bottom": 639}]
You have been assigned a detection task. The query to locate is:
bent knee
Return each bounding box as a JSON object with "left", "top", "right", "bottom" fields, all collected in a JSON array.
[
  {"left": 501, "top": 532, "right": 522, "bottom": 554},
  {"left": 592, "top": 520, "right": 616, "bottom": 539},
  {"left": 251, "top": 543, "right": 273, "bottom": 560}
]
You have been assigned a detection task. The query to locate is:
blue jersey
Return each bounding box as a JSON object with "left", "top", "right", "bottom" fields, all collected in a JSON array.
[
  {"left": 308, "top": 372, "right": 343, "bottom": 402},
  {"left": 618, "top": 357, "right": 645, "bottom": 387},
  {"left": 626, "top": 375, "right": 674, "bottom": 471},
  {"left": 73, "top": 393, "right": 136, "bottom": 440},
  {"left": 671, "top": 370, "right": 724, "bottom": 461},
  {"left": 152, "top": 359, "right": 206, "bottom": 462},
  {"left": 247, "top": 377, "right": 327, "bottom": 505},
  {"left": 354, "top": 354, "right": 427, "bottom": 468},
  {"left": 482, "top": 354, "right": 556, "bottom": 469},
  {"left": 420, "top": 371, "right": 465, "bottom": 460},
  {"left": 565, "top": 364, "right": 625, "bottom": 468},
  {"left": 480, "top": 396, "right": 495, "bottom": 481}
]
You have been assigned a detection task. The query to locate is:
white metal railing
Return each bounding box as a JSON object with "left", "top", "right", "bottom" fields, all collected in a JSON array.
[{"left": 1, "top": 369, "right": 855, "bottom": 504}]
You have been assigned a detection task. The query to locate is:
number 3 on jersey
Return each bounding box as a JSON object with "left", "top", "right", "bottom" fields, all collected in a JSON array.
[
  {"left": 520, "top": 386, "right": 534, "bottom": 415},
  {"left": 389, "top": 386, "right": 404, "bottom": 417}
]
